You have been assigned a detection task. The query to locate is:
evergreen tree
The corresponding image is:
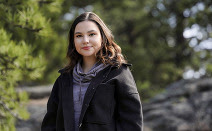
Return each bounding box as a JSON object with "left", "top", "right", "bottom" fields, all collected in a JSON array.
[{"left": 0, "top": 0, "right": 63, "bottom": 130}]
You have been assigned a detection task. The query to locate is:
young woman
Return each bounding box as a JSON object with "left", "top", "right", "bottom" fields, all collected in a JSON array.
[{"left": 41, "top": 12, "right": 143, "bottom": 131}]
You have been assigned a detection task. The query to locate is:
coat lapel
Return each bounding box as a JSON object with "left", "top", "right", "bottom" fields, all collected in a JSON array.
[
  {"left": 61, "top": 72, "right": 75, "bottom": 131},
  {"left": 78, "top": 66, "right": 112, "bottom": 124}
]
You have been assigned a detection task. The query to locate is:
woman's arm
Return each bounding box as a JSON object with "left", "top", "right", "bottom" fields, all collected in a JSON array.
[
  {"left": 115, "top": 66, "right": 143, "bottom": 131},
  {"left": 41, "top": 77, "right": 60, "bottom": 131}
]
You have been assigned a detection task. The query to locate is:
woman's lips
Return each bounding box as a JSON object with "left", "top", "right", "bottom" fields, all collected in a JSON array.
[{"left": 82, "top": 46, "right": 91, "bottom": 50}]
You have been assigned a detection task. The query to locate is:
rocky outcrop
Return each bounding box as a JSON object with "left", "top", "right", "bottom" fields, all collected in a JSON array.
[
  {"left": 16, "top": 85, "right": 51, "bottom": 131},
  {"left": 16, "top": 99, "right": 48, "bottom": 131},
  {"left": 16, "top": 85, "right": 53, "bottom": 99},
  {"left": 143, "top": 78, "right": 212, "bottom": 131}
]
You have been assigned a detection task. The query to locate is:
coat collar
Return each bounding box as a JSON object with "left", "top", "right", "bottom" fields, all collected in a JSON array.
[{"left": 58, "top": 63, "right": 132, "bottom": 74}]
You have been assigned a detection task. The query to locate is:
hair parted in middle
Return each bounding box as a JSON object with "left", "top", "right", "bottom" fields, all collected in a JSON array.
[{"left": 65, "top": 12, "right": 126, "bottom": 71}]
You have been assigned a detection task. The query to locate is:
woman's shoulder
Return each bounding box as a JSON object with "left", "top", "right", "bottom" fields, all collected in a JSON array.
[
  {"left": 54, "top": 68, "right": 73, "bottom": 82},
  {"left": 114, "top": 63, "right": 132, "bottom": 70},
  {"left": 122, "top": 63, "right": 132, "bottom": 67},
  {"left": 58, "top": 68, "right": 69, "bottom": 74},
  {"left": 111, "top": 62, "right": 132, "bottom": 68},
  {"left": 109, "top": 63, "right": 133, "bottom": 76},
  {"left": 57, "top": 67, "right": 73, "bottom": 76}
]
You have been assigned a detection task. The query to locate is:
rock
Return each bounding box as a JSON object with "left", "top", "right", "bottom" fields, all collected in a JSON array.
[
  {"left": 15, "top": 84, "right": 51, "bottom": 131},
  {"left": 143, "top": 78, "right": 212, "bottom": 131},
  {"left": 16, "top": 98, "right": 48, "bottom": 131},
  {"left": 16, "top": 85, "right": 53, "bottom": 99}
]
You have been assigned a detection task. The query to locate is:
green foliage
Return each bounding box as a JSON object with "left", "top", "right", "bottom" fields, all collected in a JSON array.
[
  {"left": 0, "top": 0, "right": 64, "bottom": 130},
  {"left": 137, "top": 80, "right": 164, "bottom": 102},
  {"left": 206, "top": 63, "right": 212, "bottom": 76},
  {"left": 0, "top": 29, "right": 31, "bottom": 130},
  {"left": 0, "top": 0, "right": 68, "bottom": 84}
]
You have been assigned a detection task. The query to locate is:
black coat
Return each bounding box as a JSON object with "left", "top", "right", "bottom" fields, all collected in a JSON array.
[{"left": 41, "top": 64, "right": 143, "bottom": 131}]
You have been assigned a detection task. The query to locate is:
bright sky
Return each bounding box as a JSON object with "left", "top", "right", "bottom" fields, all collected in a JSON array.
[{"left": 183, "top": 24, "right": 212, "bottom": 51}]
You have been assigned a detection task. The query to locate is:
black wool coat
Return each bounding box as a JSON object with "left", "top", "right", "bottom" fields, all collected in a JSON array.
[{"left": 41, "top": 64, "right": 143, "bottom": 131}]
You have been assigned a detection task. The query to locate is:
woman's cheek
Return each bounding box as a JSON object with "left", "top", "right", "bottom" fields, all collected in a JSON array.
[{"left": 74, "top": 39, "right": 81, "bottom": 45}]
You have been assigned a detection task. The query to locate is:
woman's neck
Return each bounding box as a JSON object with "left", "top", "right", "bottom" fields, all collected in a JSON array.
[{"left": 82, "top": 56, "right": 97, "bottom": 73}]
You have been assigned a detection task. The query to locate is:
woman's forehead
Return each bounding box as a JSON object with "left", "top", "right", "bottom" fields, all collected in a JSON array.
[{"left": 75, "top": 21, "right": 100, "bottom": 33}]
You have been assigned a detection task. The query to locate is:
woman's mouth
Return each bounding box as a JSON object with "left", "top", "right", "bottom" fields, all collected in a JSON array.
[{"left": 82, "top": 46, "right": 91, "bottom": 50}]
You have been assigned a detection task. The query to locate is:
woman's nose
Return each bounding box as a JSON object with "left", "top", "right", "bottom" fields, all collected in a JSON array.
[{"left": 82, "top": 36, "right": 89, "bottom": 44}]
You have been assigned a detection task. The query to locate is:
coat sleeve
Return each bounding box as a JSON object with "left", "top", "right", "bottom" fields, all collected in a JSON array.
[
  {"left": 115, "top": 66, "right": 143, "bottom": 131},
  {"left": 41, "top": 76, "right": 60, "bottom": 131}
]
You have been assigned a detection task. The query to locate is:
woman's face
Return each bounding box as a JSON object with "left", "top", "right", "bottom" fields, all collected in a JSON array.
[{"left": 74, "top": 21, "right": 102, "bottom": 60}]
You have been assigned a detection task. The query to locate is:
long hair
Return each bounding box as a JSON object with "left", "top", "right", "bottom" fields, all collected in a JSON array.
[{"left": 65, "top": 12, "right": 126, "bottom": 72}]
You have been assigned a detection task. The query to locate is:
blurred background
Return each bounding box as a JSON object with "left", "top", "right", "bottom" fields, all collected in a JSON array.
[{"left": 0, "top": 0, "right": 211, "bottom": 130}]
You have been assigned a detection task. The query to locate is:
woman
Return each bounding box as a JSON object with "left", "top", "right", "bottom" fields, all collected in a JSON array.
[{"left": 41, "top": 12, "right": 143, "bottom": 131}]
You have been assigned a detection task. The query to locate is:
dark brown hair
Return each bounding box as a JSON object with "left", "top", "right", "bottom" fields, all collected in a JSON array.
[{"left": 65, "top": 12, "right": 126, "bottom": 71}]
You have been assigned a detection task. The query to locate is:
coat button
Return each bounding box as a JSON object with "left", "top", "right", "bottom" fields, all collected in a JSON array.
[{"left": 79, "top": 123, "right": 82, "bottom": 128}]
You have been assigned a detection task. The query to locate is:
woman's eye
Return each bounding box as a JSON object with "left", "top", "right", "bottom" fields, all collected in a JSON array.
[
  {"left": 76, "top": 35, "right": 82, "bottom": 38},
  {"left": 89, "top": 33, "right": 95, "bottom": 36}
]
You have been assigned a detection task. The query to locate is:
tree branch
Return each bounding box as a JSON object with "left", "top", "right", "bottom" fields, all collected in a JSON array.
[
  {"left": 0, "top": 2, "right": 21, "bottom": 6},
  {"left": 38, "top": 0, "right": 54, "bottom": 4},
  {"left": 14, "top": 24, "right": 43, "bottom": 32},
  {"left": 0, "top": 101, "right": 21, "bottom": 120}
]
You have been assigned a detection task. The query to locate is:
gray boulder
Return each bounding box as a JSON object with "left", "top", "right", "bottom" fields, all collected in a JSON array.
[
  {"left": 16, "top": 85, "right": 50, "bottom": 131},
  {"left": 143, "top": 78, "right": 212, "bottom": 131}
]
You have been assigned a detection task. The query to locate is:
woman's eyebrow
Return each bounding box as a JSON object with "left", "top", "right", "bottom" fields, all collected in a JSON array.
[
  {"left": 75, "top": 30, "right": 97, "bottom": 34},
  {"left": 75, "top": 32, "right": 81, "bottom": 34},
  {"left": 87, "top": 30, "right": 96, "bottom": 33}
]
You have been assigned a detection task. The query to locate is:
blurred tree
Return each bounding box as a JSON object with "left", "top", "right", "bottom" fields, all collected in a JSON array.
[
  {"left": 63, "top": 0, "right": 212, "bottom": 99},
  {"left": 0, "top": 0, "right": 64, "bottom": 130}
]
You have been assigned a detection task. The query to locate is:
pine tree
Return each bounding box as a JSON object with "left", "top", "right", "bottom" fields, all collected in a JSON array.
[{"left": 0, "top": 0, "right": 63, "bottom": 130}]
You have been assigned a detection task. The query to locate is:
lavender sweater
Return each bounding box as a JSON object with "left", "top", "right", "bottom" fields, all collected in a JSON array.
[{"left": 72, "top": 61, "right": 108, "bottom": 131}]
